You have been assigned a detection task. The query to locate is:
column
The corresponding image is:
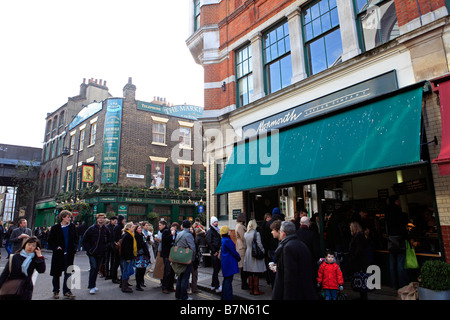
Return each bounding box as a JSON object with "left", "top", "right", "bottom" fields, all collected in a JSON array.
[
  {"left": 337, "top": 0, "right": 361, "bottom": 61},
  {"left": 286, "top": 8, "right": 308, "bottom": 83},
  {"left": 250, "top": 32, "right": 266, "bottom": 102}
]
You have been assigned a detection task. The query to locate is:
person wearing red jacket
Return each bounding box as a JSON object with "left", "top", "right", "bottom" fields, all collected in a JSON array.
[{"left": 317, "top": 251, "right": 344, "bottom": 300}]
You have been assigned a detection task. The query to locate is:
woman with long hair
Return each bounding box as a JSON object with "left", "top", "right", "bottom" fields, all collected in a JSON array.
[{"left": 243, "top": 219, "right": 266, "bottom": 295}]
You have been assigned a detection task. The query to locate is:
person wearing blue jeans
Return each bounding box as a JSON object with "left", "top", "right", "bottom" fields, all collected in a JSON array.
[
  {"left": 82, "top": 213, "right": 110, "bottom": 295},
  {"left": 174, "top": 220, "right": 196, "bottom": 300},
  {"left": 175, "top": 263, "right": 193, "bottom": 300}
]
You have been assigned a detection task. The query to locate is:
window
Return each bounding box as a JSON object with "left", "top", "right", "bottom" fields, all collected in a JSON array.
[
  {"left": 51, "top": 141, "right": 56, "bottom": 159},
  {"left": 179, "top": 165, "right": 191, "bottom": 189},
  {"left": 236, "top": 44, "right": 253, "bottom": 107},
  {"left": 52, "top": 170, "right": 58, "bottom": 194},
  {"left": 263, "top": 21, "right": 292, "bottom": 94},
  {"left": 303, "top": 0, "right": 343, "bottom": 75},
  {"left": 79, "top": 129, "right": 85, "bottom": 151},
  {"left": 216, "top": 159, "right": 228, "bottom": 220},
  {"left": 59, "top": 111, "right": 65, "bottom": 127},
  {"left": 153, "top": 122, "right": 166, "bottom": 144},
  {"left": 179, "top": 126, "right": 191, "bottom": 148},
  {"left": 90, "top": 122, "right": 97, "bottom": 145},
  {"left": 194, "top": 0, "right": 201, "bottom": 31},
  {"left": 355, "top": 0, "right": 399, "bottom": 51},
  {"left": 69, "top": 135, "right": 76, "bottom": 155},
  {"left": 151, "top": 162, "right": 165, "bottom": 188}
]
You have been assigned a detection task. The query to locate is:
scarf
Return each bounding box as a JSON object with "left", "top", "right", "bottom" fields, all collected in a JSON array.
[
  {"left": 126, "top": 230, "right": 137, "bottom": 257},
  {"left": 20, "top": 249, "right": 35, "bottom": 276},
  {"left": 211, "top": 224, "right": 220, "bottom": 233}
]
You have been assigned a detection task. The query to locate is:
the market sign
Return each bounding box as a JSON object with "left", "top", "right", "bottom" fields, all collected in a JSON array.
[
  {"left": 243, "top": 70, "right": 398, "bottom": 135},
  {"left": 137, "top": 101, "right": 203, "bottom": 120}
]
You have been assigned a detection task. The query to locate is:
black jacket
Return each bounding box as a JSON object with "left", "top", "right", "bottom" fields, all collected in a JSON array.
[
  {"left": 0, "top": 254, "right": 46, "bottom": 300},
  {"left": 47, "top": 223, "right": 78, "bottom": 276},
  {"left": 272, "top": 234, "right": 316, "bottom": 300},
  {"left": 160, "top": 227, "right": 173, "bottom": 258},
  {"left": 135, "top": 232, "right": 150, "bottom": 258},
  {"left": 120, "top": 231, "right": 136, "bottom": 261},
  {"left": 82, "top": 223, "right": 110, "bottom": 257},
  {"left": 205, "top": 227, "right": 221, "bottom": 255}
]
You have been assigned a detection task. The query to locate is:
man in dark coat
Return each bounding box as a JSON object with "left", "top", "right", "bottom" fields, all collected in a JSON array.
[
  {"left": 47, "top": 210, "right": 78, "bottom": 299},
  {"left": 205, "top": 216, "right": 221, "bottom": 292},
  {"left": 272, "top": 221, "right": 316, "bottom": 300},
  {"left": 263, "top": 208, "right": 283, "bottom": 286},
  {"left": 160, "top": 220, "right": 175, "bottom": 294},
  {"left": 82, "top": 213, "right": 110, "bottom": 294},
  {"left": 296, "top": 216, "right": 321, "bottom": 286}
]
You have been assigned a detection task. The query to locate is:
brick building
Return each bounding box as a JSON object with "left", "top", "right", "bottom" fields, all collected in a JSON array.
[
  {"left": 187, "top": 0, "right": 450, "bottom": 278},
  {"left": 36, "top": 78, "right": 206, "bottom": 227}
]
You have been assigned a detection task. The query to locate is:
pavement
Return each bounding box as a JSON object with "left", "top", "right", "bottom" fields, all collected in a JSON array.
[{"left": 0, "top": 247, "right": 399, "bottom": 301}]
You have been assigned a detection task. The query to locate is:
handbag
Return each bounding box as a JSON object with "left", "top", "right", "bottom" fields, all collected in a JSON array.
[
  {"left": 251, "top": 231, "right": 264, "bottom": 260},
  {"left": 169, "top": 234, "right": 193, "bottom": 265},
  {"left": 351, "top": 271, "right": 375, "bottom": 293},
  {"left": 405, "top": 241, "right": 419, "bottom": 269},
  {"left": 0, "top": 255, "right": 26, "bottom": 298}
]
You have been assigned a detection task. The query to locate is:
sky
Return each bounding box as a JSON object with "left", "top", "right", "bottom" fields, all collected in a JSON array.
[{"left": 0, "top": 0, "right": 204, "bottom": 149}]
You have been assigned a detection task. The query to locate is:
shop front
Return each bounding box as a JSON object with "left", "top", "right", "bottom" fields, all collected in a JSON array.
[
  {"left": 215, "top": 74, "right": 445, "bottom": 285},
  {"left": 85, "top": 196, "right": 202, "bottom": 227},
  {"left": 35, "top": 201, "right": 57, "bottom": 227}
]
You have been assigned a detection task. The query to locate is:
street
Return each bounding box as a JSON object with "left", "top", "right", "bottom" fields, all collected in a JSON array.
[{"left": 0, "top": 248, "right": 220, "bottom": 301}]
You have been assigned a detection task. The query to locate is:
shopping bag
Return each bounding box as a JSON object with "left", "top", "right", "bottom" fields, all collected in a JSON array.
[
  {"left": 153, "top": 252, "right": 164, "bottom": 279},
  {"left": 405, "top": 241, "right": 419, "bottom": 269},
  {"left": 0, "top": 255, "right": 26, "bottom": 298}
]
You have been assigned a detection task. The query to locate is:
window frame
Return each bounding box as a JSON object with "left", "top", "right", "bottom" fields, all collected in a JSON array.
[
  {"left": 235, "top": 43, "right": 254, "bottom": 108},
  {"left": 179, "top": 164, "right": 191, "bottom": 189},
  {"left": 194, "top": 0, "right": 201, "bottom": 32},
  {"left": 216, "top": 158, "right": 228, "bottom": 220},
  {"left": 153, "top": 121, "right": 166, "bottom": 145},
  {"left": 302, "top": 0, "right": 343, "bottom": 76},
  {"left": 89, "top": 122, "right": 97, "bottom": 146},
  {"left": 263, "top": 20, "right": 293, "bottom": 95}
]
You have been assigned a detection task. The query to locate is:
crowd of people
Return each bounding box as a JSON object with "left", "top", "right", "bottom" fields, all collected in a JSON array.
[{"left": 0, "top": 195, "right": 417, "bottom": 301}]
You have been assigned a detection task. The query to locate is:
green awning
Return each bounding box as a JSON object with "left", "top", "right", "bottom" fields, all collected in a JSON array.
[{"left": 215, "top": 86, "right": 423, "bottom": 195}]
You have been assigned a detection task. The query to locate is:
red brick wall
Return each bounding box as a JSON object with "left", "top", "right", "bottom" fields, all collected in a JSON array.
[
  {"left": 442, "top": 225, "right": 450, "bottom": 264},
  {"left": 395, "top": 0, "right": 446, "bottom": 26}
]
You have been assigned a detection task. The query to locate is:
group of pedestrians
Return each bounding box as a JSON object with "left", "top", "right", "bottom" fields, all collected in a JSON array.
[{"left": 211, "top": 206, "right": 372, "bottom": 301}]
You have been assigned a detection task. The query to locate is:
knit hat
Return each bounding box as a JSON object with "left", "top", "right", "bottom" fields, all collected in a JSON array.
[
  {"left": 211, "top": 216, "right": 218, "bottom": 225},
  {"left": 219, "top": 225, "right": 230, "bottom": 235}
]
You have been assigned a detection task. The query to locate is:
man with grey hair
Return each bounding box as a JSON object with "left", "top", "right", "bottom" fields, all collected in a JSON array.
[
  {"left": 297, "top": 216, "right": 321, "bottom": 286},
  {"left": 271, "top": 221, "right": 316, "bottom": 300}
]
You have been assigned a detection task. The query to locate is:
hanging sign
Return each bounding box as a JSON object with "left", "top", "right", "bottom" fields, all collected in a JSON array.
[
  {"left": 81, "top": 164, "right": 95, "bottom": 183},
  {"left": 101, "top": 98, "right": 123, "bottom": 183}
]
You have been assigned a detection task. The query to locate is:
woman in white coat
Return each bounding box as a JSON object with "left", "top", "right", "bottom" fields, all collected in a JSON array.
[{"left": 243, "top": 219, "right": 266, "bottom": 295}]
